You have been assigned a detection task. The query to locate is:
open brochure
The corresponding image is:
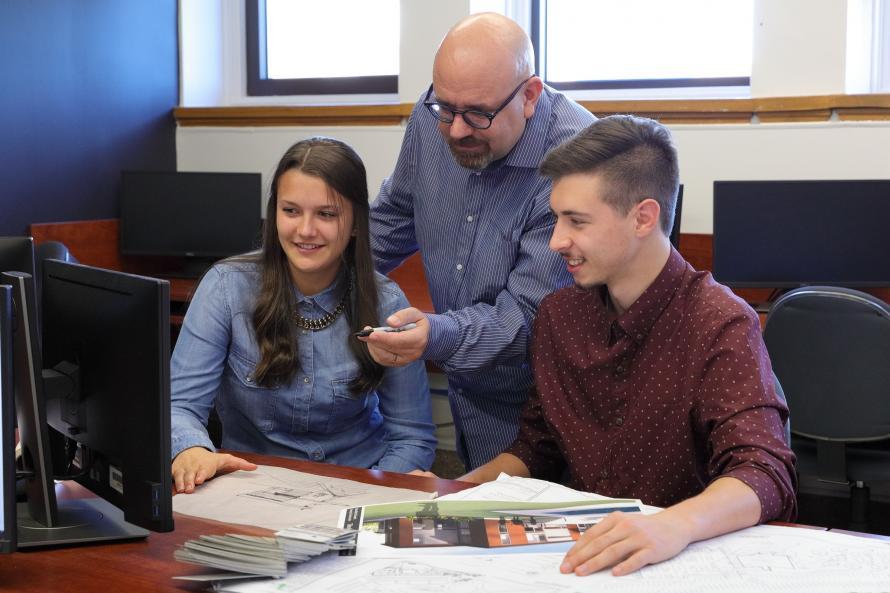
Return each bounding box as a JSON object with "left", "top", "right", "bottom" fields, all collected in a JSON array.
[{"left": 338, "top": 496, "right": 643, "bottom": 557}]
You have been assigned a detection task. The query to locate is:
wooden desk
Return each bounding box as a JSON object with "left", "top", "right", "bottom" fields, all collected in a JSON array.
[
  {"left": 2, "top": 453, "right": 472, "bottom": 593},
  {"left": 6, "top": 455, "right": 889, "bottom": 592}
]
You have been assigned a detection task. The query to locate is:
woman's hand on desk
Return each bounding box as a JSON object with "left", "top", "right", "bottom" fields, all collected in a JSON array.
[{"left": 172, "top": 447, "right": 258, "bottom": 494}]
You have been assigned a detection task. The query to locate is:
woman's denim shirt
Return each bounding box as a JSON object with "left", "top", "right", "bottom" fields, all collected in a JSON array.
[{"left": 170, "top": 261, "right": 436, "bottom": 472}]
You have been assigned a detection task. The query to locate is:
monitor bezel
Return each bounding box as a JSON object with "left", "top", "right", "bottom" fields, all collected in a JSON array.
[
  {"left": 0, "top": 285, "right": 17, "bottom": 553},
  {"left": 712, "top": 179, "right": 890, "bottom": 289}
]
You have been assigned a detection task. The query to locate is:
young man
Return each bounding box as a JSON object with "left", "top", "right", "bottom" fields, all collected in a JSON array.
[
  {"left": 461, "top": 116, "right": 796, "bottom": 575},
  {"left": 363, "top": 13, "right": 595, "bottom": 470}
]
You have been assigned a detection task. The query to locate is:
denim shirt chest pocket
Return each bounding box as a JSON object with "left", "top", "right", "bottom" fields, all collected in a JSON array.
[
  {"left": 323, "top": 377, "right": 371, "bottom": 434},
  {"left": 224, "top": 350, "right": 277, "bottom": 433}
]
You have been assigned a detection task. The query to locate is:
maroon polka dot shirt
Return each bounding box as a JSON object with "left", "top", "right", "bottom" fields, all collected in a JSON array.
[{"left": 508, "top": 249, "right": 797, "bottom": 522}]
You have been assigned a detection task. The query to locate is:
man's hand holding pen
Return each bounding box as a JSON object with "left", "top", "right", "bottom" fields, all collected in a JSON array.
[{"left": 356, "top": 307, "right": 429, "bottom": 367}]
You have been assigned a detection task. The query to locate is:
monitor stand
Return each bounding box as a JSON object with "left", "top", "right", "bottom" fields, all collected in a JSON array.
[
  {"left": 16, "top": 496, "right": 148, "bottom": 549},
  {"left": 164, "top": 257, "right": 215, "bottom": 279}
]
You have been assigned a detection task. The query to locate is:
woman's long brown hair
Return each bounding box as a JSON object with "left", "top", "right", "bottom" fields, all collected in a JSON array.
[{"left": 248, "top": 137, "right": 383, "bottom": 394}]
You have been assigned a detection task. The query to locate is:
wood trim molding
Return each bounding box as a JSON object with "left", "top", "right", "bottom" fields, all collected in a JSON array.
[
  {"left": 581, "top": 94, "right": 890, "bottom": 124},
  {"left": 174, "top": 104, "right": 412, "bottom": 127},
  {"left": 175, "top": 94, "right": 890, "bottom": 127}
]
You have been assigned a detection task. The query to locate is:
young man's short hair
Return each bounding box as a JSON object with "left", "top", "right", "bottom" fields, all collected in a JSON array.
[{"left": 540, "top": 115, "right": 680, "bottom": 235}]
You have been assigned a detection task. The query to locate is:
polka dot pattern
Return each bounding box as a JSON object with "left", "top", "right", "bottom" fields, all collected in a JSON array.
[{"left": 506, "top": 249, "right": 798, "bottom": 522}]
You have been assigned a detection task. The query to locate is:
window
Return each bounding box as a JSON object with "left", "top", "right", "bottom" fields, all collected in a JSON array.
[
  {"left": 875, "top": 0, "right": 890, "bottom": 91},
  {"left": 246, "top": 0, "right": 399, "bottom": 96},
  {"left": 533, "top": 0, "right": 753, "bottom": 93}
]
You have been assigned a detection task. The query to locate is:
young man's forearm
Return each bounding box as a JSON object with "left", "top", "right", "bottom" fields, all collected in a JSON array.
[{"left": 659, "top": 476, "right": 762, "bottom": 543}]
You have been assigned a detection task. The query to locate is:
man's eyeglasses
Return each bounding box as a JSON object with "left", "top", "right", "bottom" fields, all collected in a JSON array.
[{"left": 423, "top": 75, "right": 534, "bottom": 130}]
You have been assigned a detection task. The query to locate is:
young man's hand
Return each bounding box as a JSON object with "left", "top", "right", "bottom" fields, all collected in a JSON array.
[
  {"left": 560, "top": 476, "right": 762, "bottom": 576},
  {"left": 560, "top": 511, "right": 693, "bottom": 576}
]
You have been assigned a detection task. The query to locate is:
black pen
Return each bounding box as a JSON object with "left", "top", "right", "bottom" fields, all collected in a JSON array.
[{"left": 353, "top": 322, "right": 418, "bottom": 338}]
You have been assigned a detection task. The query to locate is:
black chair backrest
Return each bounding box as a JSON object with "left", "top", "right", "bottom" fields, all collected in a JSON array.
[
  {"left": 763, "top": 286, "right": 890, "bottom": 442},
  {"left": 771, "top": 371, "right": 792, "bottom": 448}
]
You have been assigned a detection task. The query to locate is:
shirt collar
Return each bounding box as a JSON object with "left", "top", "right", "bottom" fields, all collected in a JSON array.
[
  {"left": 293, "top": 267, "right": 351, "bottom": 315},
  {"left": 496, "top": 85, "right": 555, "bottom": 171},
  {"left": 613, "top": 247, "right": 687, "bottom": 344}
]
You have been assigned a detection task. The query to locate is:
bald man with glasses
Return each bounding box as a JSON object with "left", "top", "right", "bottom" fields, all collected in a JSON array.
[{"left": 363, "top": 13, "right": 594, "bottom": 471}]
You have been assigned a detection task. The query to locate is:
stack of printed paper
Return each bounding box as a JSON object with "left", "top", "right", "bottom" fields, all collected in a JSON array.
[{"left": 174, "top": 523, "right": 358, "bottom": 580}]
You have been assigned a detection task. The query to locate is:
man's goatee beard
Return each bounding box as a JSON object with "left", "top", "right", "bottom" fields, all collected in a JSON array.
[{"left": 449, "top": 145, "right": 493, "bottom": 170}]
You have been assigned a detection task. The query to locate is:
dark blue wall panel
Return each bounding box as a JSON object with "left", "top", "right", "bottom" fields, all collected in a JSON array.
[{"left": 0, "top": 1, "right": 178, "bottom": 235}]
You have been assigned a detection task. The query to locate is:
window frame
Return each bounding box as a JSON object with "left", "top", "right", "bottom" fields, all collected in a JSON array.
[
  {"left": 530, "top": 0, "right": 751, "bottom": 92},
  {"left": 876, "top": 0, "right": 890, "bottom": 91},
  {"left": 245, "top": 0, "right": 398, "bottom": 97}
]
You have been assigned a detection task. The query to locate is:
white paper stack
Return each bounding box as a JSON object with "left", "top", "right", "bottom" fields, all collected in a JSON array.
[
  {"left": 276, "top": 523, "right": 357, "bottom": 562},
  {"left": 174, "top": 534, "right": 286, "bottom": 578},
  {"left": 174, "top": 523, "right": 358, "bottom": 580}
]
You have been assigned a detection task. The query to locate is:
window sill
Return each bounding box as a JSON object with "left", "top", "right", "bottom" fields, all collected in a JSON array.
[{"left": 174, "top": 94, "right": 890, "bottom": 127}]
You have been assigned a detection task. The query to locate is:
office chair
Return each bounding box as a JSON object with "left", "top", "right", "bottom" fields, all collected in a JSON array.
[
  {"left": 763, "top": 286, "right": 890, "bottom": 531},
  {"left": 35, "top": 240, "right": 77, "bottom": 269},
  {"left": 772, "top": 371, "right": 791, "bottom": 448}
]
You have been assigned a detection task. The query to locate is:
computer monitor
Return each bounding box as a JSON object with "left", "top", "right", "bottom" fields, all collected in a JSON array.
[
  {"left": 669, "top": 184, "right": 683, "bottom": 250},
  {"left": 4, "top": 261, "right": 173, "bottom": 548},
  {"left": 119, "top": 170, "right": 262, "bottom": 276},
  {"left": 0, "top": 285, "right": 16, "bottom": 553},
  {"left": 0, "top": 237, "right": 36, "bottom": 279},
  {"left": 4, "top": 272, "right": 58, "bottom": 537},
  {"left": 713, "top": 180, "right": 890, "bottom": 288}
]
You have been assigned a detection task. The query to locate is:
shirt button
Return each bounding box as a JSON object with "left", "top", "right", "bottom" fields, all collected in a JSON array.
[
  {"left": 303, "top": 377, "right": 311, "bottom": 384},
  {"left": 615, "top": 365, "right": 626, "bottom": 374},
  {"left": 311, "top": 451, "right": 323, "bottom": 461},
  {"left": 614, "top": 416, "right": 624, "bottom": 426},
  {"left": 302, "top": 329, "right": 309, "bottom": 335},
  {"left": 456, "top": 263, "right": 463, "bottom": 271},
  {"left": 457, "top": 388, "right": 464, "bottom": 395},
  {"left": 466, "top": 215, "right": 474, "bottom": 222},
  {"left": 245, "top": 375, "right": 253, "bottom": 383},
  {"left": 600, "top": 469, "right": 609, "bottom": 479}
]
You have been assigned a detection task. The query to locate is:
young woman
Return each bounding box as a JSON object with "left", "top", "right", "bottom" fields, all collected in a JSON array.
[{"left": 170, "top": 137, "right": 436, "bottom": 493}]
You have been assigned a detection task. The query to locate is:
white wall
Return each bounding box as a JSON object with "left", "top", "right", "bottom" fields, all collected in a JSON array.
[
  {"left": 177, "top": 0, "right": 890, "bottom": 232},
  {"left": 177, "top": 125, "right": 405, "bottom": 211},
  {"left": 672, "top": 121, "right": 890, "bottom": 232},
  {"left": 177, "top": 120, "right": 890, "bottom": 233}
]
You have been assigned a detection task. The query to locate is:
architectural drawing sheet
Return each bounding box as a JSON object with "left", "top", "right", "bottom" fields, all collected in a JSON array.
[
  {"left": 437, "top": 473, "right": 661, "bottom": 513},
  {"left": 172, "top": 465, "right": 434, "bottom": 530},
  {"left": 212, "top": 524, "right": 890, "bottom": 593}
]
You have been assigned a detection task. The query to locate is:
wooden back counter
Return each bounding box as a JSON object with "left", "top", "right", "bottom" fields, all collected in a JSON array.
[{"left": 28, "top": 218, "right": 890, "bottom": 322}]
